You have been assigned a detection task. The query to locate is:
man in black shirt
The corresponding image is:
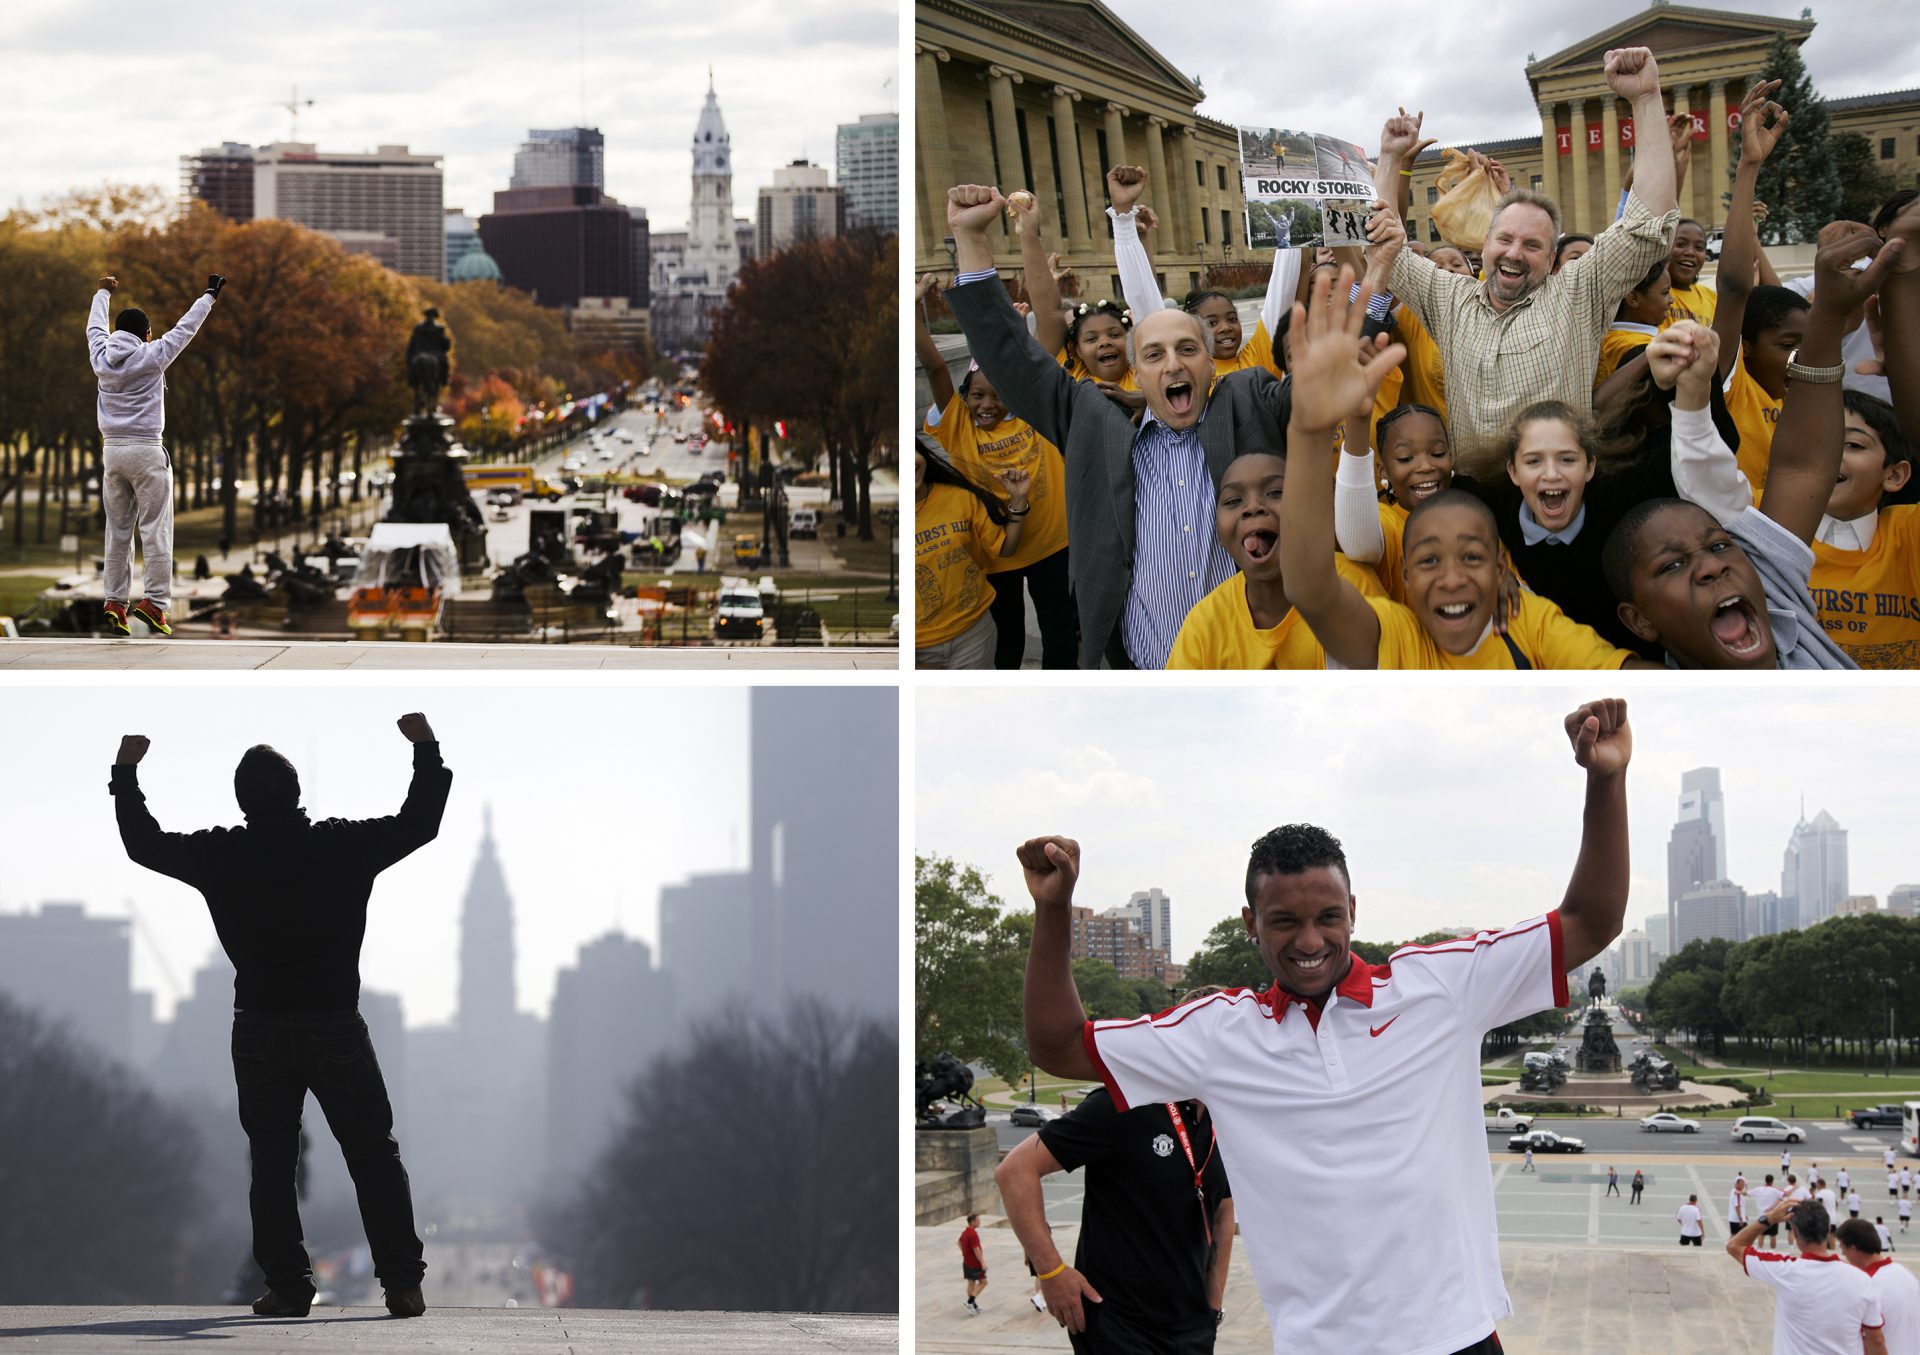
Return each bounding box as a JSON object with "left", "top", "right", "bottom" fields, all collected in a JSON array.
[
  {"left": 995, "top": 1087, "right": 1233, "bottom": 1353},
  {"left": 112, "top": 713, "right": 453, "bottom": 1320}
]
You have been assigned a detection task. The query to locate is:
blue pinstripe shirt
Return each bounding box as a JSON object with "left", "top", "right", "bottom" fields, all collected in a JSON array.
[{"left": 1124, "top": 410, "right": 1235, "bottom": 669}]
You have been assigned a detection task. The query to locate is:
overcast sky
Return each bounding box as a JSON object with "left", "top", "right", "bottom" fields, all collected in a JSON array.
[
  {"left": 1, "top": 0, "right": 895, "bottom": 226},
  {"left": 0, "top": 683, "right": 775, "bottom": 1026},
  {"left": 1100, "top": 0, "right": 1919, "bottom": 151},
  {"left": 918, "top": 683, "right": 1920, "bottom": 965}
]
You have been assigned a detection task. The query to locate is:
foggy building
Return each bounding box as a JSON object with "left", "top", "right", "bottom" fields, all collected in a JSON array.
[
  {"left": 659, "top": 870, "right": 752, "bottom": 1033},
  {"left": 544, "top": 933, "right": 675, "bottom": 1187},
  {"left": 1782, "top": 808, "right": 1848, "bottom": 927},
  {"left": 1676, "top": 880, "right": 1746, "bottom": 950},
  {"left": 0, "top": 902, "right": 132, "bottom": 1065}
]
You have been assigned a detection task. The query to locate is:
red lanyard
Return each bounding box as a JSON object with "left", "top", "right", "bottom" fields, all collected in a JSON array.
[{"left": 1166, "top": 1103, "right": 1216, "bottom": 1247}]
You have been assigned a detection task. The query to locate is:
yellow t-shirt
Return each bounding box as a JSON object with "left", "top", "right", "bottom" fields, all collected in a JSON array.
[
  {"left": 931, "top": 396, "right": 1067, "bottom": 572},
  {"left": 1725, "top": 354, "right": 1782, "bottom": 499},
  {"left": 1393, "top": 306, "right": 1449, "bottom": 426},
  {"left": 1374, "top": 500, "right": 1412, "bottom": 604},
  {"left": 1168, "top": 556, "right": 1386, "bottom": 669},
  {"left": 1367, "top": 590, "right": 1631, "bottom": 670},
  {"left": 1810, "top": 506, "right": 1920, "bottom": 669},
  {"left": 1057, "top": 348, "right": 1140, "bottom": 392},
  {"left": 1663, "top": 282, "right": 1718, "bottom": 330},
  {"left": 915, "top": 484, "right": 1004, "bottom": 648},
  {"left": 1594, "top": 323, "right": 1657, "bottom": 389},
  {"left": 1216, "top": 320, "right": 1281, "bottom": 378}
]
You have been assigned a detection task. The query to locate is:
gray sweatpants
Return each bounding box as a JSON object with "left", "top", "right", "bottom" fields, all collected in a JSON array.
[{"left": 102, "top": 440, "right": 173, "bottom": 606}]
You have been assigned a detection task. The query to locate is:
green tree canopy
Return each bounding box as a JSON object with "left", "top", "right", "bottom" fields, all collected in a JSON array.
[
  {"left": 914, "top": 855, "right": 1030, "bottom": 1086},
  {"left": 1743, "top": 32, "right": 1841, "bottom": 243}
]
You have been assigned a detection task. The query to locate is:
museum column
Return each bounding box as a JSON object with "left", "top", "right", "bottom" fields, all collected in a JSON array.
[
  {"left": 1568, "top": 97, "right": 1592, "bottom": 235},
  {"left": 987, "top": 66, "right": 1025, "bottom": 251},
  {"left": 915, "top": 45, "right": 954, "bottom": 262},
  {"left": 1538, "top": 101, "right": 1560, "bottom": 207},
  {"left": 1051, "top": 86, "right": 1093, "bottom": 253}
]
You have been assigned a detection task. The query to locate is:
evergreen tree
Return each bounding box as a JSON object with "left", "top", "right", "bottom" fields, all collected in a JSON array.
[
  {"left": 1831, "top": 132, "right": 1901, "bottom": 226},
  {"left": 1740, "top": 32, "right": 1841, "bottom": 243}
]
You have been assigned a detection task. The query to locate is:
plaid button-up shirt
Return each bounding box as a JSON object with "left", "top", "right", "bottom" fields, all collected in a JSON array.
[{"left": 1389, "top": 192, "right": 1678, "bottom": 478}]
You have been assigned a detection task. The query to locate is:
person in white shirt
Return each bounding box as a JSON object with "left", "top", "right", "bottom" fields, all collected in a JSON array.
[
  {"left": 1841, "top": 1168, "right": 1854, "bottom": 1194},
  {"left": 1890, "top": 1148, "right": 1900, "bottom": 1172},
  {"left": 1853, "top": 1192, "right": 1868, "bottom": 1219},
  {"left": 1678, "top": 1195, "right": 1706, "bottom": 1246},
  {"left": 1784, "top": 1149, "right": 1795, "bottom": 1173},
  {"left": 1900, "top": 1198, "right": 1912, "bottom": 1234},
  {"left": 1787, "top": 1174, "right": 1811, "bottom": 1204},
  {"left": 1880, "top": 1219, "right": 1899, "bottom": 1255},
  {"left": 1730, "top": 1198, "right": 1888, "bottom": 1355},
  {"left": 1839, "top": 1218, "right": 1918, "bottom": 1355},
  {"left": 1902, "top": 1167, "right": 1914, "bottom": 1198},
  {"left": 1730, "top": 1180, "right": 1749, "bottom": 1228},
  {"left": 1896, "top": 1170, "right": 1905, "bottom": 1202},
  {"left": 1812, "top": 1163, "right": 1825, "bottom": 1190},
  {"left": 1818, "top": 1184, "right": 1841, "bottom": 1220},
  {"left": 1017, "top": 700, "right": 1634, "bottom": 1355},
  {"left": 1753, "top": 1176, "right": 1787, "bottom": 1246}
]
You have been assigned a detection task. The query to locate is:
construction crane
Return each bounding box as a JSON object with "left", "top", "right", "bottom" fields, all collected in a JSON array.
[{"left": 270, "top": 85, "right": 316, "bottom": 143}]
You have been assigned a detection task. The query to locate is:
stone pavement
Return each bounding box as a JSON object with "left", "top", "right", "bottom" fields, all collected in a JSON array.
[
  {"left": 0, "top": 1306, "right": 895, "bottom": 1353},
  {"left": 0, "top": 640, "right": 897, "bottom": 670},
  {"left": 915, "top": 1221, "right": 1920, "bottom": 1353}
]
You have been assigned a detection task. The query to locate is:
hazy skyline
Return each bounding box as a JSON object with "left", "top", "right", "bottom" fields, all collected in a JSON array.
[
  {"left": 0, "top": 684, "right": 767, "bottom": 1025},
  {"left": 3, "top": 0, "right": 895, "bottom": 225},
  {"left": 1097, "top": 0, "right": 1918, "bottom": 160},
  {"left": 918, "top": 685, "right": 1920, "bottom": 965}
]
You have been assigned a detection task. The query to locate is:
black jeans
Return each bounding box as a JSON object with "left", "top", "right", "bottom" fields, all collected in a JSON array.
[
  {"left": 1069, "top": 1304, "right": 1215, "bottom": 1355},
  {"left": 232, "top": 1010, "right": 425, "bottom": 1299},
  {"left": 988, "top": 546, "right": 1077, "bottom": 669}
]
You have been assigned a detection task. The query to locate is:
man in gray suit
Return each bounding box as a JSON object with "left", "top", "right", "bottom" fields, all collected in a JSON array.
[{"left": 943, "top": 184, "right": 1294, "bottom": 669}]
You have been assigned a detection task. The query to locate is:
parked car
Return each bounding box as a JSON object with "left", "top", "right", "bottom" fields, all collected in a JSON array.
[
  {"left": 1008, "top": 1105, "right": 1058, "bottom": 1128},
  {"left": 1640, "top": 1113, "right": 1701, "bottom": 1133},
  {"left": 1510, "top": 1130, "right": 1585, "bottom": 1154},
  {"left": 1851, "top": 1105, "right": 1905, "bottom": 1130},
  {"left": 1730, "top": 1116, "right": 1805, "bottom": 1143}
]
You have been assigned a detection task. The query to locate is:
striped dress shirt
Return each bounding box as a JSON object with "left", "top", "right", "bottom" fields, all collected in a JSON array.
[{"left": 1124, "top": 411, "right": 1235, "bottom": 669}]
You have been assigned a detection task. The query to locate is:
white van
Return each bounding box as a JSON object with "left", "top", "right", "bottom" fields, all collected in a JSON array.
[
  {"left": 789, "top": 508, "right": 819, "bottom": 539},
  {"left": 1729, "top": 1116, "right": 1805, "bottom": 1143}
]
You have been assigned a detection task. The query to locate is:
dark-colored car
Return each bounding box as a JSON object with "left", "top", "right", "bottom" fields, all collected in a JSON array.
[
  {"left": 1852, "top": 1105, "right": 1906, "bottom": 1130},
  {"left": 1510, "top": 1130, "right": 1586, "bottom": 1154},
  {"left": 1008, "top": 1105, "right": 1058, "bottom": 1128}
]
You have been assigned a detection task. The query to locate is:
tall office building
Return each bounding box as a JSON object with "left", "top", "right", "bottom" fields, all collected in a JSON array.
[
  {"left": 659, "top": 870, "right": 752, "bottom": 1033},
  {"left": 1889, "top": 885, "right": 1920, "bottom": 918},
  {"left": 1617, "top": 930, "right": 1653, "bottom": 986},
  {"left": 479, "top": 184, "right": 634, "bottom": 309},
  {"left": 756, "top": 160, "right": 845, "bottom": 256},
  {"left": 651, "top": 77, "right": 741, "bottom": 353},
  {"left": 239, "top": 142, "right": 446, "bottom": 279},
  {"left": 512, "top": 127, "right": 605, "bottom": 190},
  {"left": 1781, "top": 808, "right": 1849, "bottom": 927},
  {"left": 1678, "top": 769, "right": 1728, "bottom": 880},
  {"left": 458, "top": 807, "right": 517, "bottom": 1050},
  {"left": 1645, "top": 915, "right": 1669, "bottom": 964},
  {"left": 545, "top": 933, "right": 674, "bottom": 1185},
  {"left": 836, "top": 112, "right": 898, "bottom": 233},
  {"left": 1104, "top": 888, "right": 1173, "bottom": 957},
  {"left": 1744, "top": 889, "right": 1783, "bottom": 939},
  {"left": 0, "top": 903, "right": 132, "bottom": 1065},
  {"left": 1070, "top": 907, "right": 1161, "bottom": 980},
  {"left": 180, "top": 142, "right": 258, "bottom": 222},
  {"left": 1675, "top": 880, "right": 1745, "bottom": 950}
]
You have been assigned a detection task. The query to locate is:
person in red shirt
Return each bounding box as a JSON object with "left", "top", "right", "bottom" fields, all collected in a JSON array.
[{"left": 960, "top": 1212, "right": 988, "bottom": 1313}]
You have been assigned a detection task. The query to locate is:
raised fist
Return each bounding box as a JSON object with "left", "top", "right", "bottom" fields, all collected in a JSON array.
[
  {"left": 1603, "top": 47, "right": 1659, "bottom": 101},
  {"left": 947, "top": 184, "right": 1007, "bottom": 235},
  {"left": 1015, "top": 835, "right": 1081, "bottom": 909},
  {"left": 1565, "top": 699, "right": 1632, "bottom": 776},
  {"left": 116, "top": 734, "right": 150, "bottom": 765},
  {"left": 396, "top": 712, "right": 436, "bottom": 743},
  {"left": 1106, "top": 164, "right": 1148, "bottom": 215},
  {"left": 206, "top": 274, "right": 227, "bottom": 298},
  {"left": 97, "top": 276, "right": 119, "bottom": 293}
]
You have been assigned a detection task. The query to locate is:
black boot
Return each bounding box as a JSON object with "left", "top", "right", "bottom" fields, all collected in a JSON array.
[
  {"left": 250, "top": 1290, "right": 312, "bottom": 1318},
  {"left": 385, "top": 1285, "right": 426, "bottom": 1318}
]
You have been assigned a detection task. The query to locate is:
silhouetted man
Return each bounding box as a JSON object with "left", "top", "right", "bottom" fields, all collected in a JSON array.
[{"left": 111, "top": 714, "right": 453, "bottom": 1319}]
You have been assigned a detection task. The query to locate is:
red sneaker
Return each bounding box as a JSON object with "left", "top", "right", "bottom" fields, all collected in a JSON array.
[
  {"left": 102, "top": 601, "right": 130, "bottom": 636},
  {"left": 130, "top": 599, "right": 173, "bottom": 636}
]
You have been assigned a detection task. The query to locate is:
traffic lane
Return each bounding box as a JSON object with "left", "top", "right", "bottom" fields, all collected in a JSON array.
[{"left": 1490, "top": 1118, "right": 1906, "bottom": 1161}]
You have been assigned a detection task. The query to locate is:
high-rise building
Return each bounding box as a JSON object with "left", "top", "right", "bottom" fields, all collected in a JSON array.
[
  {"left": 756, "top": 160, "right": 846, "bottom": 256},
  {"left": 1889, "top": 885, "right": 1920, "bottom": 918},
  {"left": 478, "top": 185, "right": 635, "bottom": 310},
  {"left": 1782, "top": 808, "right": 1849, "bottom": 927},
  {"left": 659, "top": 869, "right": 752, "bottom": 1033},
  {"left": 458, "top": 807, "right": 517, "bottom": 1049},
  {"left": 1678, "top": 768, "right": 1728, "bottom": 880},
  {"left": 651, "top": 77, "right": 741, "bottom": 353},
  {"left": 1617, "top": 930, "right": 1653, "bottom": 986},
  {"left": 1070, "top": 906, "right": 1160, "bottom": 980},
  {"left": 0, "top": 903, "right": 132, "bottom": 1065},
  {"left": 1104, "top": 888, "right": 1173, "bottom": 958},
  {"left": 1835, "top": 895, "right": 1880, "bottom": 918},
  {"left": 180, "top": 142, "right": 258, "bottom": 222},
  {"left": 836, "top": 112, "right": 898, "bottom": 233},
  {"left": 1675, "top": 880, "right": 1745, "bottom": 950},
  {"left": 231, "top": 142, "right": 446, "bottom": 280},
  {"left": 512, "top": 127, "right": 605, "bottom": 191},
  {"left": 1744, "top": 889, "right": 1783, "bottom": 939},
  {"left": 1666, "top": 818, "right": 1716, "bottom": 946},
  {"left": 1645, "top": 915, "right": 1669, "bottom": 963},
  {"left": 628, "top": 206, "right": 651, "bottom": 309},
  {"left": 545, "top": 933, "right": 674, "bottom": 1186}
]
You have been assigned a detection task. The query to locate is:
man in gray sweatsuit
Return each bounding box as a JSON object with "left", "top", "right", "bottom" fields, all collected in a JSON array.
[{"left": 86, "top": 273, "right": 225, "bottom": 635}]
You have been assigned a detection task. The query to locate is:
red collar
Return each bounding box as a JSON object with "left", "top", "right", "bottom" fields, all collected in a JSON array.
[
  {"left": 1263, "top": 953, "right": 1378, "bottom": 1021},
  {"left": 1867, "top": 1258, "right": 1894, "bottom": 1276}
]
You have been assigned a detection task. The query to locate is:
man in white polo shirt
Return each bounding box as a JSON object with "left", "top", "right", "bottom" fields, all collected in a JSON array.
[
  {"left": 1839, "top": 1218, "right": 1919, "bottom": 1355},
  {"left": 1729, "top": 1198, "right": 1887, "bottom": 1354},
  {"left": 1016, "top": 699, "right": 1632, "bottom": 1355}
]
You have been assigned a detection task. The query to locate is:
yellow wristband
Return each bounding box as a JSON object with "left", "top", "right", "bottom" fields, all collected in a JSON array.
[
  {"left": 1037, "top": 1261, "right": 1069, "bottom": 1281},
  {"left": 1398, "top": 169, "right": 1413, "bottom": 177}
]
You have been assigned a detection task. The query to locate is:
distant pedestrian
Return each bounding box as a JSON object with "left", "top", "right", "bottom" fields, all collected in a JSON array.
[
  {"left": 1838, "top": 1218, "right": 1916, "bottom": 1352},
  {"left": 1751, "top": 1176, "right": 1785, "bottom": 1244},
  {"left": 1730, "top": 1180, "right": 1748, "bottom": 1228},
  {"left": 1632, "top": 1170, "right": 1646, "bottom": 1204},
  {"left": 1786, "top": 1174, "right": 1809, "bottom": 1205},
  {"left": 1817, "top": 1184, "right": 1839, "bottom": 1220},
  {"left": 1810, "top": 1162, "right": 1823, "bottom": 1189},
  {"left": 1900, "top": 1197, "right": 1912, "bottom": 1233},
  {"left": 1839, "top": 1167, "right": 1853, "bottom": 1194},
  {"left": 1022, "top": 1248, "right": 1046, "bottom": 1312},
  {"left": 1782, "top": 1148, "right": 1793, "bottom": 1173},
  {"left": 1678, "top": 1195, "right": 1705, "bottom": 1246},
  {"left": 1730, "top": 1200, "right": 1885, "bottom": 1353},
  {"left": 1607, "top": 1166, "right": 1621, "bottom": 1197},
  {"left": 1902, "top": 1166, "right": 1913, "bottom": 1198},
  {"left": 1895, "top": 1169, "right": 1904, "bottom": 1201},
  {"left": 1889, "top": 1146, "right": 1899, "bottom": 1172},
  {"left": 1850, "top": 1190, "right": 1865, "bottom": 1219},
  {"left": 960, "top": 1212, "right": 988, "bottom": 1312},
  {"left": 1522, "top": 1145, "right": 1535, "bottom": 1173},
  {"left": 1877, "top": 1218, "right": 1896, "bottom": 1255}
]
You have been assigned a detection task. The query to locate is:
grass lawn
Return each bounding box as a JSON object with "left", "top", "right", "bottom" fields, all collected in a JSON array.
[
  {"left": 976, "top": 1071, "right": 1105, "bottom": 1105},
  {"left": 0, "top": 575, "right": 60, "bottom": 620},
  {"left": 0, "top": 496, "right": 380, "bottom": 572}
]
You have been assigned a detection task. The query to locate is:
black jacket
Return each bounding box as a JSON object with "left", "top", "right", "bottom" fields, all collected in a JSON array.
[{"left": 112, "top": 742, "right": 452, "bottom": 1013}]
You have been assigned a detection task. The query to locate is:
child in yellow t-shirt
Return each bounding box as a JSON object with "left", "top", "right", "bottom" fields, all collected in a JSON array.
[
  {"left": 1595, "top": 259, "right": 1670, "bottom": 388},
  {"left": 1054, "top": 300, "right": 1141, "bottom": 405},
  {"left": 913, "top": 439, "right": 1031, "bottom": 669},
  {"left": 1168, "top": 451, "right": 1385, "bottom": 669},
  {"left": 1661, "top": 220, "right": 1717, "bottom": 329},
  {"left": 1334, "top": 403, "right": 1465, "bottom": 605},
  {"left": 1809, "top": 392, "right": 1920, "bottom": 668},
  {"left": 1722, "top": 285, "right": 1809, "bottom": 497}
]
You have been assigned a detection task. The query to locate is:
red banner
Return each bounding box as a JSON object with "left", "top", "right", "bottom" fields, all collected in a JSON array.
[
  {"left": 1621, "top": 117, "right": 1635, "bottom": 147},
  {"left": 1691, "top": 112, "right": 1710, "bottom": 141},
  {"left": 1556, "top": 127, "right": 1572, "bottom": 155}
]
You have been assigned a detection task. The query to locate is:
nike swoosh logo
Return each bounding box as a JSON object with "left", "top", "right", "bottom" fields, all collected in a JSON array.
[{"left": 1370, "top": 1016, "right": 1399, "bottom": 1038}]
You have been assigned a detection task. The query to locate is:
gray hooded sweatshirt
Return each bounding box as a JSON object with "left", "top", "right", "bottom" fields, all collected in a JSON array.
[{"left": 87, "top": 289, "right": 215, "bottom": 441}]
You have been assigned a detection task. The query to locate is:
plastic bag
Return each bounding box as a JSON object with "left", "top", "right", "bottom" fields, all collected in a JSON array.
[{"left": 1429, "top": 149, "right": 1501, "bottom": 251}]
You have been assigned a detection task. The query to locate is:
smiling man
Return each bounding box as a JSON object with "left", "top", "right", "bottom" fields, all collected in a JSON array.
[
  {"left": 942, "top": 183, "right": 1296, "bottom": 668},
  {"left": 1018, "top": 699, "right": 1632, "bottom": 1355},
  {"left": 1369, "top": 48, "right": 1678, "bottom": 477}
]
